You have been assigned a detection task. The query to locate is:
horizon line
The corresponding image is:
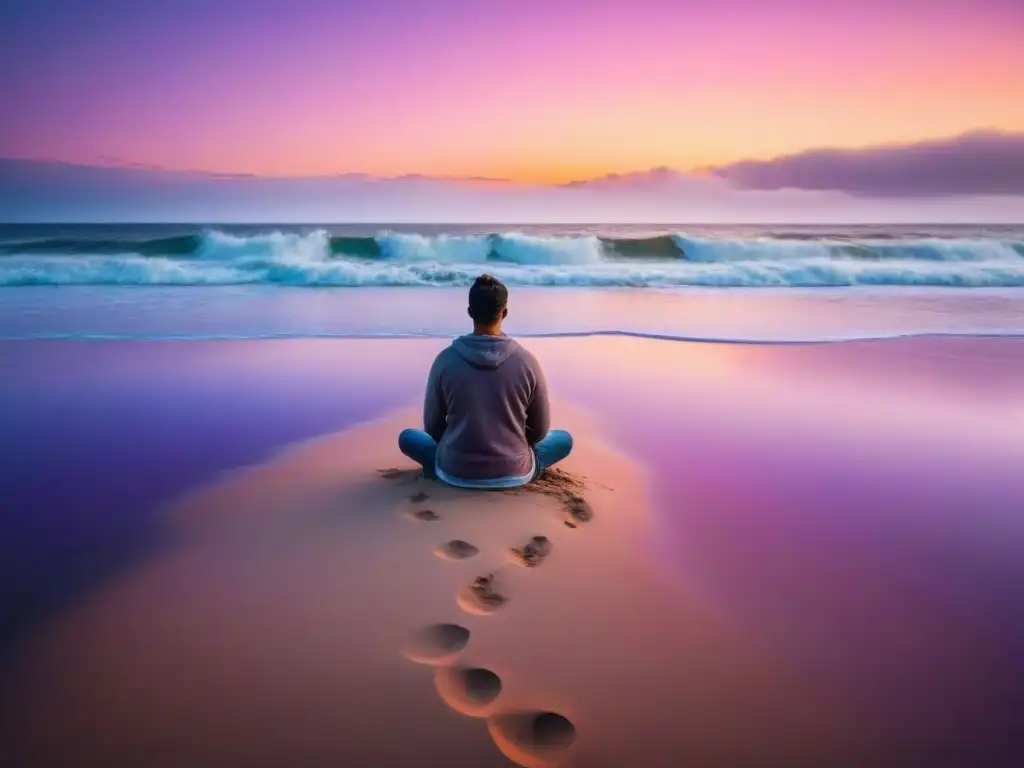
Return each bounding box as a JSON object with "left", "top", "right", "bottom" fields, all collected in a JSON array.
[
  {"left": 0, "top": 155, "right": 695, "bottom": 185},
  {"left": 3, "top": 221, "right": 1024, "bottom": 227},
  {"left": 5, "top": 127, "right": 1020, "bottom": 185}
]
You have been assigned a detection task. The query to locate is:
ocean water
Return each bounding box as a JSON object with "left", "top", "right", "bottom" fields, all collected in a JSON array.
[
  {"left": 2, "top": 222, "right": 1024, "bottom": 288},
  {"left": 2, "top": 223, "right": 1024, "bottom": 342}
]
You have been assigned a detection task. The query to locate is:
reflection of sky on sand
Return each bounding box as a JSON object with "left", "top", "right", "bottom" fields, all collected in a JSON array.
[
  {"left": 0, "top": 340, "right": 442, "bottom": 653},
  {"left": 4, "top": 405, "right": 839, "bottom": 767},
  {"left": 2, "top": 335, "right": 1023, "bottom": 763},
  {"left": 538, "top": 335, "right": 1024, "bottom": 614},
  {"left": 536, "top": 336, "right": 1024, "bottom": 761}
]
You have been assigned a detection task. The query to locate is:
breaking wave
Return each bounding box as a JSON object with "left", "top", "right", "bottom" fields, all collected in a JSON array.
[{"left": 2, "top": 229, "right": 1024, "bottom": 287}]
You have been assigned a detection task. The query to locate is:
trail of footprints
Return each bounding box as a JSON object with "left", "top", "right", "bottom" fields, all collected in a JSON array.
[{"left": 400, "top": 487, "right": 591, "bottom": 767}]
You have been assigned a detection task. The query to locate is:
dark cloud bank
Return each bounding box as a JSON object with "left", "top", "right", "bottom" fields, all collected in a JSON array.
[{"left": 714, "top": 130, "right": 1024, "bottom": 197}]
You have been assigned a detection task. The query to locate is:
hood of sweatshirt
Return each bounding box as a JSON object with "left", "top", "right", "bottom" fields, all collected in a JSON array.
[{"left": 451, "top": 333, "right": 521, "bottom": 370}]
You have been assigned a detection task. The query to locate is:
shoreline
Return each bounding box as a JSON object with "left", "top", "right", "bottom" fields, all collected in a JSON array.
[
  {"left": 4, "top": 327, "right": 1024, "bottom": 343},
  {"left": 4, "top": 285, "right": 1024, "bottom": 345}
]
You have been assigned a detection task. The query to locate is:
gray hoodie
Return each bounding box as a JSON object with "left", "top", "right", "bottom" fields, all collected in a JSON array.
[{"left": 424, "top": 333, "right": 550, "bottom": 480}]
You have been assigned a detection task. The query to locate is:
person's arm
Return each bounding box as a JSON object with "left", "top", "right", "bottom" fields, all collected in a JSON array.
[
  {"left": 524, "top": 356, "right": 551, "bottom": 446},
  {"left": 423, "top": 355, "right": 447, "bottom": 442}
]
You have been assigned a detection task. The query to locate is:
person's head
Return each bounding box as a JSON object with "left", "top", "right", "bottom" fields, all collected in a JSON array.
[{"left": 467, "top": 273, "right": 508, "bottom": 332}]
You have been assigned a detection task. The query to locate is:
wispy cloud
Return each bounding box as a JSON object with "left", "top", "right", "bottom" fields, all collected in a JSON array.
[{"left": 98, "top": 155, "right": 171, "bottom": 172}]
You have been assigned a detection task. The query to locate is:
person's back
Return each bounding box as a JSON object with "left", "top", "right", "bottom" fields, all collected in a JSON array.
[
  {"left": 398, "top": 274, "right": 572, "bottom": 488},
  {"left": 427, "top": 332, "right": 546, "bottom": 481}
]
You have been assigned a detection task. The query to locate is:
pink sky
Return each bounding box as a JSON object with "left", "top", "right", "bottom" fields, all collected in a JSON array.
[{"left": 2, "top": 0, "right": 1023, "bottom": 181}]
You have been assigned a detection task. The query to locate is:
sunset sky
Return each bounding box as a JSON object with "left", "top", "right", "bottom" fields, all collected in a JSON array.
[{"left": 3, "top": 0, "right": 1023, "bottom": 183}]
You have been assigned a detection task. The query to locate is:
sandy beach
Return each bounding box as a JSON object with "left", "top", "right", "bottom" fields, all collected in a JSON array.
[
  {"left": 5, "top": 0, "right": 1024, "bottom": 759},
  {"left": 2, "top": 401, "right": 839, "bottom": 767},
  {"left": 2, "top": 335, "right": 1023, "bottom": 767}
]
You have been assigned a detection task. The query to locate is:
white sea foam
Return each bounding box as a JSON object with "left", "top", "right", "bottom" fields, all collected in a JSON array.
[
  {"left": 2, "top": 229, "right": 1023, "bottom": 287},
  {"left": 490, "top": 234, "right": 605, "bottom": 265},
  {"left": 196, "top": 229, "right": 332, "bottom": 262},
  {"left": 4, "top": 254, "right": 1024, "bottom": 287},
  {"left": 672, "top": 235, "right": 1024, "bottom": 263},
  {"left": 376, "top": 232, "right": 490, "bottom": 262}
]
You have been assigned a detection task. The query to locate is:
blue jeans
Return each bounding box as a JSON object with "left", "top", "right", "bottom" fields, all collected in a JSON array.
[{"left": 398, "top": 429, "right": 573, "bottom": 482}]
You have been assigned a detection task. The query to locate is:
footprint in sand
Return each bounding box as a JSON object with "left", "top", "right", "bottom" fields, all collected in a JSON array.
[
  {"left": 456, "top": 573, "right": 509, "bottom": 615},
  {"left": 562, "top": 494, "right": 594, "bottom": 528},
  {"left": 396, "top": 471, "right": 588, "bottom": 765},
  {"left": 487, "top": 711, "right": 577, "bottom": 768},
  {"left": 509, "top": 536, "right": 553, "bottom": 568},
  {"left": 401, "top": 622, "right": 471, "bottom": 665},
  {"left": 408, "top": 508, "right": 440, "bottom": 522},
  {"left": 434, "top": 540, "right": 480, "bottom": 561},
  {"left": 434, "top": 665, "right": 503, "bottom": 716},
  {"left": 401, "top": 490, "right": 442, "bottom": 521}
]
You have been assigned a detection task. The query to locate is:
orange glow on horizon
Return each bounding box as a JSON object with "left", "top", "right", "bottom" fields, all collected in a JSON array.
[{"left": 6, "top": 0, "right": 1024, "bottom": 185}]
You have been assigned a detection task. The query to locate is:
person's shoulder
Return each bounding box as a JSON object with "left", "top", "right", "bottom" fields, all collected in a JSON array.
[
  {"left": 435, "top": 342, "right": 457, "bottom": 359},
  {"left": 430, "top": 342, "right": 459, "bottom": 370},
  {"left": 510, "top": 339, "right": 543, "bottom": 370}
]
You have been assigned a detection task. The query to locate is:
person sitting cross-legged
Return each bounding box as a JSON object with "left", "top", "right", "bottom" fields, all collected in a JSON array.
[{"left": 398, "top": 274, "right": 572, "bottom": 488}]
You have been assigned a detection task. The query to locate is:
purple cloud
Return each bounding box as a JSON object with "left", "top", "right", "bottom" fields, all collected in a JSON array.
[
  {"left": 714, "top": 130, "right": 1024, "bottom": 197},
  {"left": 3, "top": 154, "right": 1023, "bottom": 223}
]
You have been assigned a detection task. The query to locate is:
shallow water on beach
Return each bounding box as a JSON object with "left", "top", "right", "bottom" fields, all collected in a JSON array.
[
  {"left": 3, "top": 285, "right": 1024, "bottom": 342},
  {"left": 2, "top": 335, "right": 1022, "bottom": 765},
  {"left": 542, "top": 336, "right": 1024, "bottom": 763}
]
